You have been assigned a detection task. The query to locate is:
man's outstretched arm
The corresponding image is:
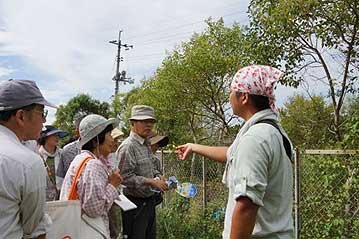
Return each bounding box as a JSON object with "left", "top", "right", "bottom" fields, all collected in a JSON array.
[{"left": 177, "top": 143, "right": 228, "bottom": 164}]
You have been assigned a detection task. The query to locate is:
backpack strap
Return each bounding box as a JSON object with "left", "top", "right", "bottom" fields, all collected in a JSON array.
[
  {"left": 255, "top": 119, "right": 292, "bottom": 160},
  {"left": 68, "top": 156, "right": 93, "bottom": 200}
]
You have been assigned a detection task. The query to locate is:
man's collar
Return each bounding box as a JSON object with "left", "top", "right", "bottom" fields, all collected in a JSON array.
[
  {"left": 0, "top": 124, "right": 21, "bottom": 142},
  {"left": 130, "top": 131, "right": 150, "bottom": 145}
]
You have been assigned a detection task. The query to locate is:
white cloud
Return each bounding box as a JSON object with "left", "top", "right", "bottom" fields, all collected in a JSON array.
[
  {"left": 0, "top": 0, "right": 250, "bottom": 123},
  {"left": 0, "top": 65, "right": 14, "bottom": 77}
]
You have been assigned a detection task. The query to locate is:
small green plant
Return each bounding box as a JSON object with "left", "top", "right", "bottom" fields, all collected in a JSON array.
[{"left": 157, "top": 197, "right": 223, "bottom": 239}]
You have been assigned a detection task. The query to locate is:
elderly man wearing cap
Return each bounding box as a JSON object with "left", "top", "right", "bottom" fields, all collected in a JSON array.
[
  {"left": 117, "top": 105, "right": 168, "bottom": 239},
  {"left": 0, "top": 79, "right": 54, "bottom": 239},
  {"left": 177, "top": 65, "right": 294, "bottom": 239},
  {"left": 38, "top": 125, "right": 68, "bottom": 201}
]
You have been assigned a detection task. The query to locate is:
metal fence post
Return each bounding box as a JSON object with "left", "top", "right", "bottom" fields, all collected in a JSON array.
[
  {"left": 294, "top": 148, "right": 301, "bottom": 239},
  {"left": 202, "top": 156, "right": 207, "bottom": 214}
]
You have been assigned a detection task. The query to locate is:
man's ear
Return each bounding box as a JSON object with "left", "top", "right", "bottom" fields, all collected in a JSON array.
[
  {"left": 14, "top": 109, "right": 27, "bottom": 127},
  {"left": 241, "top": 92, "right": 250, "bottom": 105}
]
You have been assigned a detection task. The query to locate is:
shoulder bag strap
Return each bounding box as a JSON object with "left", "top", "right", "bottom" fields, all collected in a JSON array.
[
  {"left": 255, "top": 119, "right": 292, "bottom": 160},
  {"left": 68, "top": 156, "right": 93, "bottom": 200}
]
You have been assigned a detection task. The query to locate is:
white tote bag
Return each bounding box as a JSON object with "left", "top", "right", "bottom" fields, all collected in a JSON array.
[
  {"left": 46, "top": 156, "right": 110, "bottom": 239},
  {"left": 46, "top": 200, "right": 110, "bottom": 239},
  {"left": 45, "top": 200, "right": 81, "bottom": 238}
]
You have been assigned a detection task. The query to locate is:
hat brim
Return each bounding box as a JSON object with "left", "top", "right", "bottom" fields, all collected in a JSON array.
[
  {"left": 0, "top": 98, "right": 57, "bottom": 111},
  {"left": 111, "top": 128, "right": 124, "bottom": 139},
  {"left": 112, "top": 133, "right": 124, "bottom": 139},
  {"left": 79, "top": 118, "right": 119, "bottom": 147},
  {"left": 129, "top": 115, "right": 156, "bottom": 121},
  {"left": 43, "top": 129, "right": 68, "bottom": 138},
  {"left": 150, "top": 135, "right": 169, "bottom": 147},
  {"left": 36, "top": 98, "right": 57, "bottom": 108}
]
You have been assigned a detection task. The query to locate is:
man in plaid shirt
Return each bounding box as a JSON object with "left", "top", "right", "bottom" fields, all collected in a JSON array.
[{"left": 118, "top": 105, "right": 168, "bottom": 239}]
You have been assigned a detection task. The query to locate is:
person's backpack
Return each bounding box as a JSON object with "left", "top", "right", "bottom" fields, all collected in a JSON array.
[{"left": 255, "top": 119, "right": 292, "bottom": 160}]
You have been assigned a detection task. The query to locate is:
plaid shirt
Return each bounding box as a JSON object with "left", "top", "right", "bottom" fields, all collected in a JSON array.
[
  {"left": 60, "top": 151, "right": 118, "bottom": 235},
  {"left": 117, "top": 131, "right": 161, "bottom": 198}
]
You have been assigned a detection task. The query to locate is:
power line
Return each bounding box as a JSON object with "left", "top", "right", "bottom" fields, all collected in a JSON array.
[
  {"left": 127, "top": 52, "right": 166, "bottom": 59},
  {"left": 130, "top": 0, "right": 244, "bottom": 33},
  {"left": 136, "top": 30, "right": 199, "bottom": 45},
  {"left": 124, "top": 9, "right": 247, "bottom": 42},
  {"left": 125, "top": 21, "right": 205, "bottom": 41},
  {"left": 117, "top": 4, "right": 249, "bottom": 88}
]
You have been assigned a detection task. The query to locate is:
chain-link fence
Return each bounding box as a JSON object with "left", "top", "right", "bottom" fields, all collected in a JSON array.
[
  {"left": 159, "top": 150, "right": 227, "bottom": 211},
  {"left": 297, "top": 150, "right": 359, "bottom": 238},
  {"left": 158, "top": 149, "right": 359, "bottom": 238}
]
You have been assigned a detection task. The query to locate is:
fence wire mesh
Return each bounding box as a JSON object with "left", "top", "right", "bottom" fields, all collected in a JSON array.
[
  {"left": 160, "top": 151, "right": 227, "bottom": 211},
  {"left": 158, "top": 150, "right": 359, "bottom": 239},
  {"left": 299, "top": 152, "right": 359, "bottom": 238}
]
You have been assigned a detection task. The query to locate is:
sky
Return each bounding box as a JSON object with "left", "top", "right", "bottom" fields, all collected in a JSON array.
[{"left": 0, "top": 0, "right": 325, "bottom": 124}]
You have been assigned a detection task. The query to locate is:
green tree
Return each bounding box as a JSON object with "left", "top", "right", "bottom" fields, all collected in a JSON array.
[
  {"left": 115, "top": 19, "right": 250, "bottom": 144},
  {"left": 54, "top": 94, "right": 111, "bottom": 137},
  {"left": 342, "top": 95, "right": 359, "bottom": 148},
  {"left": 248, "top": 0, "right": 359, "bottom": 141},
  {"left": 279, "top": 94, "right": 334, "bottom": 148},
  {"left": 113, "top": 19, "right": 253, "bottom": 179}
]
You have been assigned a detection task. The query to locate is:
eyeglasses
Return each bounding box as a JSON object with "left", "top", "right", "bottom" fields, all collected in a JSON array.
[
  {"left": 135, "top": 119, "right": 156, "bottom": 124},
  {"left": 28, "top": 109, "right": 48, "bottom": 119}
]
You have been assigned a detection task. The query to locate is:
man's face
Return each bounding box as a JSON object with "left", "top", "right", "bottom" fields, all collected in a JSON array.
[
  {"left": 132, "top": 119, "right": 155, "bottom": 138},
  {"left": 22, "top": 105, "right": 46, "bottom": 140},
  {"left": 229, "top": 90, "right": 240, "bottom": 116},
  {"left": 229, "top": 91, "right": 248, "bottom": 118}
]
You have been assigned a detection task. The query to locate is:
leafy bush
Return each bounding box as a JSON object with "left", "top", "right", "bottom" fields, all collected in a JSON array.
[
  {"left": 300, "top": 154, "right": 359, "bottom": 238},
  {"left": 157, "top": 197, "right": 224, "bottom": 239}
]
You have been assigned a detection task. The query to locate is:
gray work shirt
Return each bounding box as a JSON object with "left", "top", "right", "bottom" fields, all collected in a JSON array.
[
  {"left": 0, "top": 125, "right": 51, "bottom": 238},
  {"left": 56, "top": 139, "right": 80, "bottom": 179},
  {"left": 222, "top": 109, "right": 294, "bottom": 239},
  {"left": 117, "top": 132, "right": 161, "bottom": 198}
]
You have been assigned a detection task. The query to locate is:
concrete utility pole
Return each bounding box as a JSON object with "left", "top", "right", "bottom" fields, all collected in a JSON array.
[{"left": 109, "top": 30, "right": 134, "bottom": 96}]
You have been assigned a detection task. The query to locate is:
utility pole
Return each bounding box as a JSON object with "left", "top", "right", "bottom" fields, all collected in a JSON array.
[{"left": 109, "top": 30, "right": 134, "bottom": 96}]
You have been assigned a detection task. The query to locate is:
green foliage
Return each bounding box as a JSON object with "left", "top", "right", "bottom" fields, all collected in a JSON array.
[
  {"left": 157, "top": 197, "right": 224, "bottom": 239},
  {"left": 248, "top": 0, "right": 359, "bottom": 83},
  {"left": 300, "top": 154, "right": 359, "bottom": 238},
  {"left": 279, "top": 94, "right": 335, "bottom": 148},
  {"left": 112, "top": 19, "right": 252, "bottom": 145},
  {"left": 248, "top": 0, "right": 359, "bottom": 141},
  {"left": 342, "top": 95, "right": 359, "bottom": 149},
  {"left": 342, "top": 115, "right": 359, "bottom": 149},
  {"left": 53, "top": 94, "right": 111, "bottom": 138}
]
